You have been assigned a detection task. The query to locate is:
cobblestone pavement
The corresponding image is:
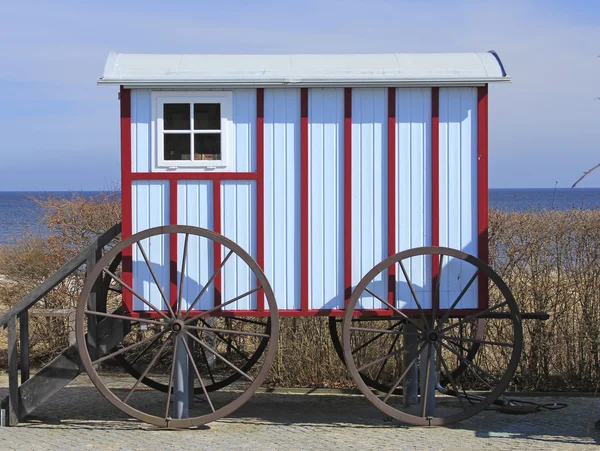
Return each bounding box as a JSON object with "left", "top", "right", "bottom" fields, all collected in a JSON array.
[{"left": 0, "top": 374, "right": 599, "bottom": 450}]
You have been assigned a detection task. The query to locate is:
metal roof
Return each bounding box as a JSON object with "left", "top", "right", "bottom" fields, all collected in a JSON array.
[{"left": 99, "top": 51, "right": 510, "bottom": 88}]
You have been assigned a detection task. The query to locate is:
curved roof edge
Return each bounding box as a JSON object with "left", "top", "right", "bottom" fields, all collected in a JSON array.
[{"left": 99, "top": 51, "right": 510, "bottom": 87}]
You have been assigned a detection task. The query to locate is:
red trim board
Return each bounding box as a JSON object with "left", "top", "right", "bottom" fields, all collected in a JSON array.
[
  {"left": 387, "top": 88, "right": 396, "bottom": 308},
  {"left": 300, "top": 88, "right": 309, "bottom": 311},
  {"left": 120, "top": 87, "right": 133, "bottom": 311},
  {"left": 477, "top": 85, "right": 489, "bottom": 310},
  {"left": 343, "top": 88, "right": 352, "bottom": 305}
]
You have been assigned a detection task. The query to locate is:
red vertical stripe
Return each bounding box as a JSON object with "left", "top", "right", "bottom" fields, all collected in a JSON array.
[
  {"left": 387, "top": 88, "right": 396, "bottom": 308},
  {"left": 344, "top": 88, "right": 352, "bottom": 305},
  {"left": 477, "top": 85, "right": 489, "bottom": 310},
  {"left": 213, "top": 179, "right": 222, "bottom": 307},
  {"left": 169, "top": 179, "right": 178, "bottom": 312},
  {"left": 256, "top": 89, "right": 265, "bottom": 312},
  {"left": 300, "top": 88, "right": 309, "bottom": 311},
  {"left": 431, "top": 87, "right": 440, "bottom": 313},
  {"left": 120, "top": 87, "right": 133, "bottom": 312}
]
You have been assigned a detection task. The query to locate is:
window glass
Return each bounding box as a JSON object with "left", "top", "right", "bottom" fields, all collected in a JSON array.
[
  {"left": 164, "top": 104, "right": 190, "bottom": 130},
  {"left": 194, "top": 103, "right": 221, "bottom": 130},
  {"left": 194, "top": 134, "right": 221, "bottom": 160},
  {"left": 164, "top": 134, "right": 191, "bottom": 160}
]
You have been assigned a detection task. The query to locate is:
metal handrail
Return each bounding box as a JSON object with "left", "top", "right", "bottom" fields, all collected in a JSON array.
[{"left": 0, "top": 222, "right": 121, "bottom": 328}]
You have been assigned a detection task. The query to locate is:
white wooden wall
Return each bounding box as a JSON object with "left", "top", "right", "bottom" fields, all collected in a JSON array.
[
  {"left": 308, "top": 88, "right": 345, "bottom": 310},
  {"left": 129, "top": 87, "right": 479, "bottom": 311},
  {"left": 438, "top": 87, "right": 479, "bottom": 309},
  {"left": 263, "top": 89, "right": 302, "bottom": 310},
  {"left": 395, "top": 88, "right": 433, "bottom": 310}
]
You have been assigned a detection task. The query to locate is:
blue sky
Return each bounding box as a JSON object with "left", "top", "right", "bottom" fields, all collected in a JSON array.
[{"left": 1, "top": 0, "right": 599, "bottom": 190}]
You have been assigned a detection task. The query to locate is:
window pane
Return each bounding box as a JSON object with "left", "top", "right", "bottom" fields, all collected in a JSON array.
[
  {"left": 194, "top": 103, "right": 221, "bottom": 130},
  {"left": 164, "top": 134, "right": 191, "bottom": 160},
  {"left": 164, "top": 104, "right": 190, "bottom": 130},
  {"left": 194, "top": 134, "right": 221, "bottom": 160}
]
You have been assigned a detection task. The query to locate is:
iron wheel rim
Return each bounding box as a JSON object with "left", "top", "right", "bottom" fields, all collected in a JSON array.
[{"left": 77, "top": 225, "right": 279, "bottom": 428}]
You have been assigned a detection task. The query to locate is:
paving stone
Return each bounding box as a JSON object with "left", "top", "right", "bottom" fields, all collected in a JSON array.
[{"left": 0, "top": 374, "right": 598, "bottom": 450}]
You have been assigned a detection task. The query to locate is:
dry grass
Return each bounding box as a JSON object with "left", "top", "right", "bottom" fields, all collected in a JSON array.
[{"left": 1, "top": 196, "right": 599, "bottom": 391}]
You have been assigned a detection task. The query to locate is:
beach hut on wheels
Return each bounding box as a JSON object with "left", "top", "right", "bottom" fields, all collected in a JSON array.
[
  {"left": 79, "top": 50, "right": 521, "bottom": 427},
  {"left": 78, "top": 51, "right": 522, "bottom": 427},
  {"left": 0, "top": 51, "right": 534, "bottom": 429}
]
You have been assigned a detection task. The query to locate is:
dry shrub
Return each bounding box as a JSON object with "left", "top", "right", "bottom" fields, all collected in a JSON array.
[
  {"left": 2, "top": 199, "right": 600, "bottom": 392},
  {"left": 489, "top": 209, "right": 600, "bottom": 391},
  {"left": 266, "top": 318, "right": 352, "bottom": 388},
  {"left": 0, "top": 191, "right": 121, "bottom": 366}
]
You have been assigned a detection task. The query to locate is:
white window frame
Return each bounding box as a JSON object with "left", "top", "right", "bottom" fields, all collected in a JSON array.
[{"left": 152, "top": 91, "right": 232, "bottom": 170}]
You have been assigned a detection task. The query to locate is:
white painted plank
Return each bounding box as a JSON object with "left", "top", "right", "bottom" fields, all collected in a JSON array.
[
  {"left": 221, "top": 181, "right": 257, "bottom": 311},
  {"left": 351, "top": 88, "right": 388, "bottom": 310},
  {"left": 177, "top": 181, "right": 214, "bottom": 311},
  {"left": 308, "top": 88, "right": 345, "bottom": 310},
  {"left": 395, "top": 88, "right": 432, "bottom": 310},
  {"left": 232, "top": 90, "right": 257, "bottom": 172},
  {"left": 131, "top": 181, "right": 169, "bottom": 311},
  {"left": 438, "top": 88, "right": 478, "bottom": 309},
  {"left": 131, "top": 89, "right": 151, "bottom": 173},
  {"left": 264, "top": 89, "right": 301, "bottom": 310}
]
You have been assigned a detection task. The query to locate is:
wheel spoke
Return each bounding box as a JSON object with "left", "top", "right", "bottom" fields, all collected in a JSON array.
[
  {"left": 130, "top": 331, "right": 167, "bottom": 365},
  {"left": 180, "top": 334, "right": 215, "bottom": 412},
  {"left": 177, "top": 233, "right": 190, "bottom": 317},
  {"left": 443, "top": 335, "right": 514, "bottom": 348},
  {"left": 123, "top": 335, "right": 171, "bottom": 404},
  {"left": 349, "top": 326, "right": 409, "bottom": 336},
  {"left": 187, "top": 324, "right": 270, "bottom": 338},
  {"left": 136, "top": 241, "right": 175, "bottom": 318},
  {"left": 382, "top": 341, "right": 426, "bottom": 403},
  {"left": 85, "top": 310, "right": 167, "bottom": 327},
  {"left": 351, "top": 321, "right": 403, "bottom": 354},
  {"left": 438, "top": 301, "right": 509, "bottom": 334},
  {"left": 195, "top": 317, "right": 250, "bottom": 362},
  {"left": 398, "top": 260, "right": 430, "bottom": 329},
  {"left": 164, "top": 340, "right": 178, "bottom": 420},
  {"left": 92, "top": 329, "right": 166, "bottom": 365},
  {"left": 436, "top": 342, "right": 469, "bottom": 410},
  {"left": 432, "top": 255, "right": 443, "bottom": 320},
  {"left": 420, "top": 344, "right": 433, "bottom": 418},
  {"left": 230, "top": 317, "right": 269, "bottom": 327},
  {"left": 185, "top": 286, "right": 263, "bottom": 324},
  {"left": 200, "top": 345, "right": 216, "bottom": 385},
  {"left": 374, "top": 333, "right": 400, "bottom": 382},
  {"left": 439, "top": 341, "right": 502, "bottom": 388},
  {"left": 438, "top": 270, "right": 480, "bottom": 325},
  {"left": 184, "top": 330, "right": 253, "bottom": 382},
  {"left": 103, "top": 268, "right": 171, "bottom": 321},
  {"left": 364, "top": 288, "right": 426, "bottom": 332},
  {"left": 183, "top": 250, "right": 234, "bottom": 318},
  {"left": 357, "top": 341, "right": 416, "bottom": 373}
]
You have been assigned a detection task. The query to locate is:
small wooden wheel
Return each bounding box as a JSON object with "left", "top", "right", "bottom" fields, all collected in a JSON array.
[
  {"left": 100, "top": 257, "right": 271, "bottom": 394},
  {"left": 342, "top": 246, "right": 522, "bottom": 426},
  {"left": 77, "top": 225, "right": 279, "bottom": 428}
]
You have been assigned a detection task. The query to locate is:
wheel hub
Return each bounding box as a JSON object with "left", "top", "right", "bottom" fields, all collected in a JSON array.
[
  {"left": 171, "top": 320, "right": 184, "bottom": 333},
  {"left": 426, "top": 330, "right": 439, "bottom": 342}
]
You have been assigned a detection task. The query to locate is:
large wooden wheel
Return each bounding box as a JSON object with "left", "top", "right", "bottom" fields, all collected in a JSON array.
[
  {"left": 328, "top": 316, "right": 485, "bottom": 395},
  {"left": 77, "top": 225, "right": 279, "bottom": 428},
  {"left": 342, "top": 246, "right": 522, "bottom": 426},
  {"left": 99, "top": 255, "right": 271, "bottom": 394}
]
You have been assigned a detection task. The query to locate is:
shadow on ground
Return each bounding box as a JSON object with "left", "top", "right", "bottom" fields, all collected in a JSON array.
[{"left": 0, "top": 385, "right": 598, "bottom": 447}]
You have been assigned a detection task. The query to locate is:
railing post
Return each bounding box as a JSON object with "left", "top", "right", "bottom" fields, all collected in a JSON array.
[
  {"left": 18, "top": 311, "right": 29, "bottom": 383},
  {"left": 86, "top": 246, "right": 103, "bottom": 362},
  {"left": 7, "top": 316, "right": 19, "bottom": 426}
]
